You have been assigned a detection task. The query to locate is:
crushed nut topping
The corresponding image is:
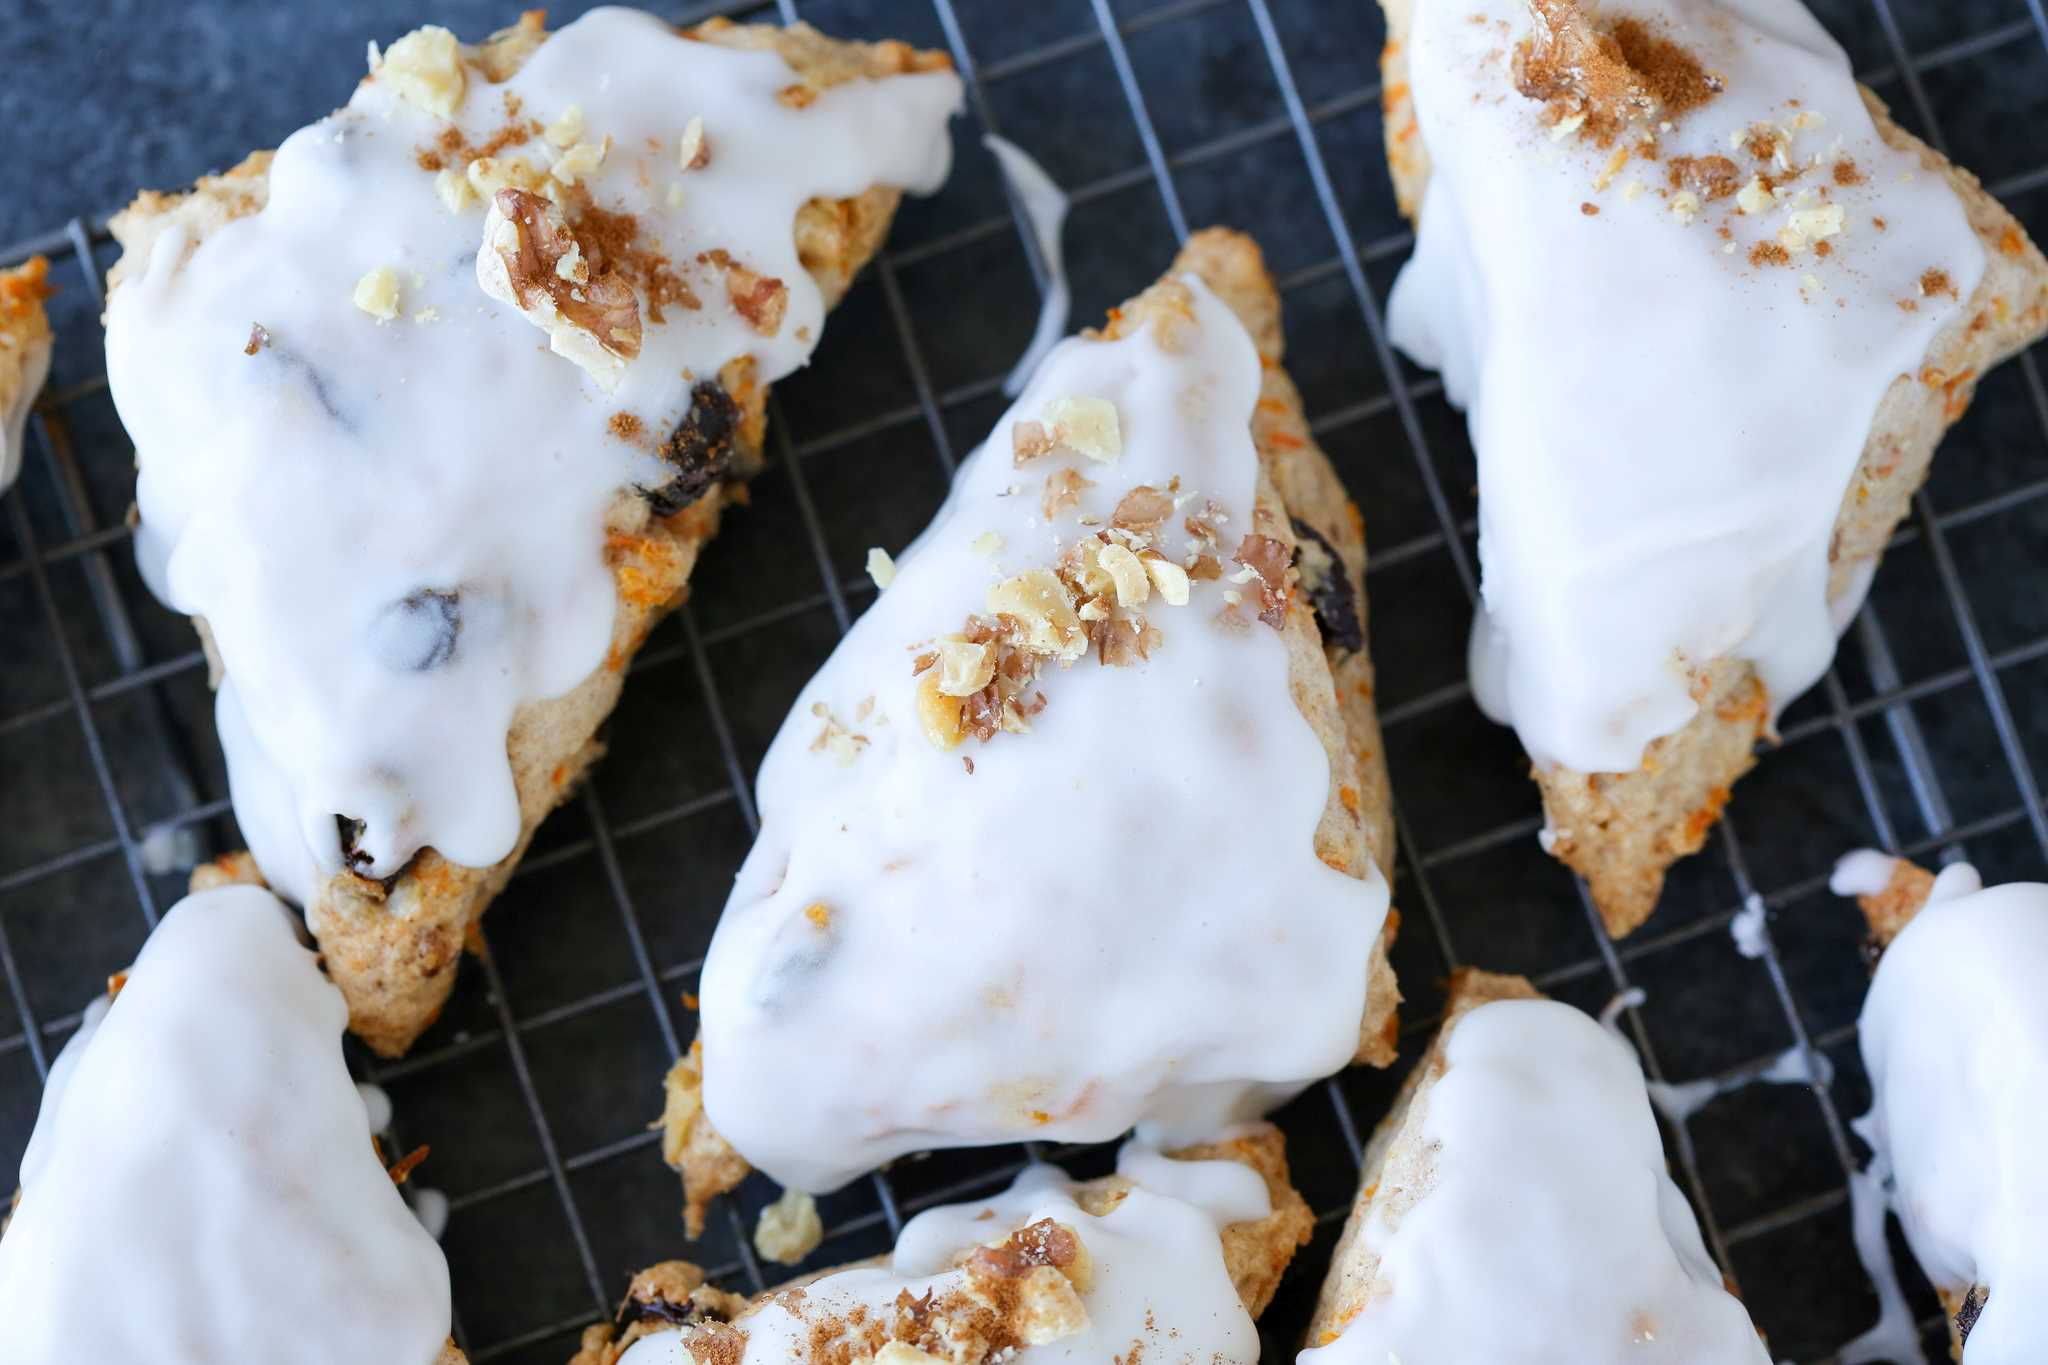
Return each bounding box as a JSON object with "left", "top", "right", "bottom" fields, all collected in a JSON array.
[
  {"left": 373, "top": 25, "right": 467, "bottom": 118},
  {"left": 725, "top": 263, "right": 789, "bottom": 336},
  {"left": 549, "top": 135, "right": 610, "bottom": 187},
  {"left": 478, "top": 187, "right": 642, "bottom": 390},
  {"left": 1233, "top": 533, "right": 1294, "bottom": 629},
  {"left": 1011, "top": 419, "right": 1054, "bottom": 465},
  {"left": 1110, "top": 484, "right": 1172, "bottom": 532},
  {"left": 243, "top": 323, "right": 271, "bottom": 356},
  {"left": 811, "top": 703, "right": 870, "bottom": 767},
  {"left": 352, "top": 266, "right": 401, "bottom": 321},
  {"left": 678, "top": 115, "right": 711, "bottom": 170},
  {"left": 545, "top": 103, "right": 584, "bottom": 148},
  {"left": 753, "top": 1187, "right": 823, "bottom": 1266},
  {"left": 1041, "top": 467, "right": 1094, "bottom": 520},
  {"left": 867, "top": 547, "right": 898, "bottom": 590},
  {"left": 1042, "top": 395, "right": 1123, "bottom": 463}
]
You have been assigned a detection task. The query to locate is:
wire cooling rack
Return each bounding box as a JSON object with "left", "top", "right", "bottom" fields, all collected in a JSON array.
[{"left": 3, "top": 0, "right": 2046, "bottom": 1360}]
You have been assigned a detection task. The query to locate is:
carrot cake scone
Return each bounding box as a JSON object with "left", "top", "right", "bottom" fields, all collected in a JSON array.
[
  {"left": 1832, "top": 851, "right": 2048, "bottom": 1360},
  {"left": 1377, "top": 0, "right": 2048, "bottom": 934},
  {"left": 0, "top": 885, "right": 460, "bottom": 1365},
  {"left": 669, "top": 229, "right": 1402, "bottom": 1230},
  {"left": 1303, "top": 969, "right": 1769, "bottom": 1362},
  {"left": 103, "top": 10, "right": 961, "bottom": 1054},
  {"left": 0, "top": 255, "right": 54, "bottom": 493},
  {"left": 572, "top": 1125, "right": 1311, "bottom": 1365}
]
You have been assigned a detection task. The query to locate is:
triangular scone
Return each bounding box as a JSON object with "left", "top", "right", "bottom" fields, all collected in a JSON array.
[
  {"left": 1833, "top": 852, "right": 2048, "bottom": 1359},
  {"left": 1305, "top": 969, "right": 1770, "bottom": 1362},
  {"left": 665, "top": 228, "right": 1402, "bottom": 1233},
  {"left": 0, "top": 885, "right": 462, "bottom": 1365},
  {"left": 1377, "top": 0, "right": 2048, "bottom": 936},
  {"left": 0, "top": 255, "right": 54, "bottom": 494},
  {"left": 104, "top": 11, "right": 961, "bottom": 1056},
  {"left": 571, "top": 1125, "right": 1312, "bottom": 1365}
]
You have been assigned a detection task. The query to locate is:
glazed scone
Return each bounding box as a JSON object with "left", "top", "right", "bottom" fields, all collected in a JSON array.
[
  {"left": 1378, "top": 0, "right": 2048, "bottom": 935},
  {"left": 1304, "top": 968, "right": 1769, "bottom": 1362},
  {"left": 1832, "top": 852, "right": 2048, "bottom": 1360},
  {"left": 0, "top": 885, "right": 461, "bottom": 1365},
  {"left": 669, "top": 229, "right": 1402, "bottom": 1232},
  {"left": 105, "top": 10, "right": 962, "bottom": 1055},
  {"left": 0, "top": 255, "right": 54, "bottom": 494},
  {"left": 572, "top": 1125, "right": 1313, "bottom": 1365}
]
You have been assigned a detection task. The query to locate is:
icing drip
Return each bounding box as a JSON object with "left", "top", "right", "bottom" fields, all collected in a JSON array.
[
  {"left": 106, "top": 8, "right": 961, "bottom": 899},
  {"left": 617, "top": 1140, "right": 1261, "bottom": 1365},
  {"left": 1303, "top": 999, "right": 1769, "bottom": 1363},
  {"left": 0, "top": 886, "right": 451, "bottom": 1365},
  {"left": 984, "top": 134, "right": 1072, "bottom": 397},
  {"left": 1395, "top": 0, "right": 1985, "bottom": 773},
  {"left": 1850, "top": 861, "right": 2048, "bottom": 1360},
  {"left": 700, "top": 279, "right": 1389, "bottom": 1195}
]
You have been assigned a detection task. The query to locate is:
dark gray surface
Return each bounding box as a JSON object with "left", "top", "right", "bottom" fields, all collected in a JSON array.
[{"left": 3, "top": 2, "right": 2047, "bottom": 1363}]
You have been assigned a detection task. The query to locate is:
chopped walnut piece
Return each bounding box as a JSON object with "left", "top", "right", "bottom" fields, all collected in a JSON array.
[
  {"left": 1187, "top": 554, "right": 1223, "bottom": 581},
  {"left": 1043, "top": 395, "right": 1122, "bottom": 463},
  {"left": 866, "top": 547, "right": 897, "bottom": 590},
  {"left": 1012, "top": 419, "right": 1054, "bottom": 465},
  {"left": 375, "top": 25, "right": 467, "bottom": 117},
  {"left": 549, "top": 136, "right": 610, "bottom": 186},
  {"left": 1110, "top": 484, "right": 1172, "bottom": 532},
  {"left": 1668, "top": 190, "right": 1701, "bottom": 224},
  {"left": 726, "top": 264, "right": 789, "bottom": 336},
  {"left": 243, "top": 323, "right": 271, "bottom": 356},
  {"left": 1096, "top": 543, "right": 1150, "bottom": 608},
  {"left": 1015, "top": 1266, "right": 1089, "bottom": 1346},
  {"left": 1091, "top": 617, "right": 1151, "bottom": 666},
  {"left": 753, "top": 1187, "right": 823, "bottom": 1266},
  {"left": 1145, "top": 557, "right": 1190, "bottom": 605},
  {"left": 1233, "top": 533, "right": 1293, "bottom": 629},
  {"left": 934, "top": 636, "right": 998, "bottom": 696},
  {"left": 352, "top": 266, "right": 401, "bottom": 321},
  {"left": 987, "top": 569, "right": 1086, "bottom": 661},
  {"left": 916, "top": 670, "right": 967, "bottom": 750},
  {"left": 1041, "top": 466, "right": 1093, "bottom": 519},
  {"left": 434, "top": 167, "right": 478, "bottom": 213},
  {"left": 478, "top": 187, "right": 642, "bottom": 390},
  {"left": 871, "top": 1345, "right": 948, "bottom": 1365},
  {"left": 545, "top": 104, "right": 584, "bottom": 147},
  {"left": 1779, "top": 203, "right": 1845, "bottom": 254},
  {"left": 477, "top": 10, "right": 546, "bottom": 82},
  {"left": 809, "top": 703, "right": 869, "bottom": 767},
  {"left": 678, "top": 115, "right": 710, "bottom": 170},
  {"left": 466, "top": 154, "right": 547, "bottom": 199}
]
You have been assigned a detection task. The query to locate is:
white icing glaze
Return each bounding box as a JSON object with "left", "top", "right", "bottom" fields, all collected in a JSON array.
[
  {"left": 1302, "top": 999, "right": 1769, "bottom": 1363},
  {"left": 0, "top": 885, "right": 450, "bottom": 1365},
  {"left": 106, "top": 8, "right": 960, "bottom": 899},
  {"left": 617, "top": 1140, "right": 1260, "bottom": 1365},
  {"left": 0, "top": 318, "right": 49, "bottom": 494},
  {"left": 699, "top": 279, "right": 1389, "bottom": 1195},
  {"left": 985, "top": 134, "right": 1071, "bottom": 398},
  {"left": 1852, "top": 861, "right": 2048, "bottom": 1360},
  {"left": 1729, "top": 890, "right": 1768, "bottom": 957},
  {"left": 1830, "top": 846, "right": 1904, "bottom": 897},
  {"left": 1396, "top": 0, "right": 1985, "bottom": 772}
]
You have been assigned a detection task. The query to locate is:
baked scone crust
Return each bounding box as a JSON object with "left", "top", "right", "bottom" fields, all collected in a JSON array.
[
  {"left": 572, "top": 1124, "right": 1314, "bottom": 1365},
  {"left": 1377, "top": 0, "right": 2048, "bottom": 936},
  {"left": 1, "top": 255, "right": 55, "bottom": 485},
  {"left": 664, "top": 228, "right": 1405, "bottom": 1236},
  {"left": 1305, "top": 967, "right": 1539, "bottom": 1347},
  {"left": 113, "top": 13, "right": 953, "bottom": 1057}
]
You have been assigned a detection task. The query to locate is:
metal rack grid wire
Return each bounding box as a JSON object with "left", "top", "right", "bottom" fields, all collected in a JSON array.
[{"left": 2, "top": 0, "right": 2046, "bottom": 1361}]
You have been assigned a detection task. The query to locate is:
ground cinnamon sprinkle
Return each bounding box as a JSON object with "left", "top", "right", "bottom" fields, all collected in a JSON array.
[
  {"left": 416, "top": 109, "right": 542, "bottom": 172},
  {"left": 1919, "top": 268, "right": 1954, "bottom": 297},
  {"left": 576, "top": 202, "right": 702, "bottom": 322},
  {"left": 1668, "top": 153, "right": 1740, "bottom": 200},
  {"left": 1749, "top": 241, "right": 1791, "bottom": 267},
  {"left": 609, "top": 412, "right": 645, "bottom": 441},
  {"left": 1514, "top": 0, "right": 1721, "bottom": 144},
  {"left": 1833, "top": 157, "right": 1864, "bottom": 186}
]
